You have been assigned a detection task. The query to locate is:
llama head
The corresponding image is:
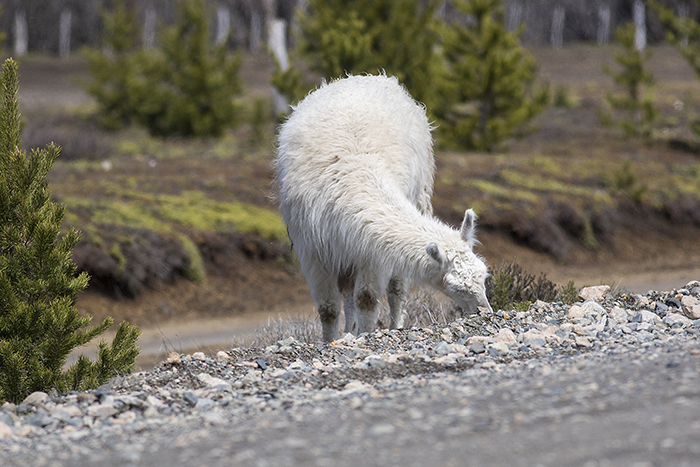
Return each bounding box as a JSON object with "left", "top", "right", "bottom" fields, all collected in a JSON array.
[{"left": 426, "top": 209, "right": 493, "bottom": 315}]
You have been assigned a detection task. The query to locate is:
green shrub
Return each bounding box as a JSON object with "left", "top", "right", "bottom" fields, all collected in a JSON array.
[
  {"left": 438, "top": 0, "right": 549, "bottom": 151},
  {"left": 0, "top": 59, "right": 141, "bottom": 403},
  {"left": 600, "top": 23, "right": 659, "bottom": 140},
  {"left": 82, "top": 0, "right": 141, "bottom": 130},
  {"left": 486, "top": 262, "right": 579, "bottom": 312},
  {"left": 278, "top": 0, "right": 447, "bottom": 113},
  {"left": 84, "top": 0, "right": 242, "bottom": 138}
]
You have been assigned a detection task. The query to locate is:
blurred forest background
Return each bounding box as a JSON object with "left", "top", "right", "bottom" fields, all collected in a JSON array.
[{"left": 0, "top": 0, "right": 696, "bottom": 53}]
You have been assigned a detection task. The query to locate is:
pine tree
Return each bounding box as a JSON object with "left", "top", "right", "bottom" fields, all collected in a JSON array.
[
  {"left": 600, "top": 23, "right": 659, "bottom": 139},
  {"left": 131, "top": 0, "right": 242, "bottom": 137},
  {"left": 276, "top": 0, "right": 447, "bottom": 113},
  {"left": 0, "top": 59, "right": 141, "bottom": 404},
  {"left": 82, "top": 0, "right": 141, "bottom": 130},
  {"left": 439, "top": 0, "right": 548, "bottom": 152},
  {"left": 649, "top": 0, "right": 700, "bottom": 135}
]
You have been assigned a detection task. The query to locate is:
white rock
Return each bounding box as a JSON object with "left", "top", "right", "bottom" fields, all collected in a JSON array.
[
  {"left": 435, "top": 341, "right": 453, "bottom": 355},
  {"left": 567, "top": 305, "right": 585, "bottom": 320},
  {"left": 575, "top": 336, "right": 593, "bottom": 347},
  {"left": 579, "top": 285, "right": 610, "bottom": 301},
  {"left": 489, "top": 342, "right": 510, "bottom": 354},
  {"left": 663, "top": 313, "right": 692, "bottom": 326},
  {"left": 0, "top": 421, "right": 12, "bottom": 439},
  {"left": 192, "top": 352, "right": 207, "bottom": 361},
  {"left": 466, "top": 335, "right": 491, "bottom": 345},
  {"left": 197, "top": 373, "right": 230, "bottom": 390},
  {"left": 638, "top": 310, "right": 661, "bottom": 324},
  {"left": 216, "top": 351, "right": 232, "bottom": 360},
  {"left": 87, "top": 403, "right": 119, "bottom": 420},
  {"left": 520, "top": 329, "right": 542, "bottom": 342},
  {"left": 681, "top": 295, "right": 700, "bottom": 320},
  {"left": 495, "top": 328, "right": 517, "bottom": 345},
  {"left": 22, "top": 391, "right": 48, "bottom": 407},
  {"left": 582, "top": 301, "right": 606, "bottom": 317},
  {"left": 609, "top": 306, "right": 629, "bottom": 325}
]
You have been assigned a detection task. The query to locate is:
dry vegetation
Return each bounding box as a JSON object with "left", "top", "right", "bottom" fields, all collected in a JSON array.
[{"left": 13, "top": 45, "right": 700, "bottom": 329}]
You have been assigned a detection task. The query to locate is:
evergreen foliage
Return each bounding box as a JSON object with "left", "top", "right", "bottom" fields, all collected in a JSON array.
[
  {"left": 600, "top": 23, "right": 659, "bottom": 139},
  {"left": 131, "top": 0, "right": 243, "bottom": 137},
  {"left": 649, "top": 0, "right": 700, "bottom": 136},
  {"left": 438, "top": 0, "right": 548, "bottom": 152},
  {"left": 486, "top": 263, "right": 579, "bottom": 312},
  {"left": 275, "top": 0, "right": 447, "bottom": 112},
  {"left": 0, "top": 59, "right": 141, "bottom": 404},
  {"left": 84, "top": 0, "right": 242, "bottom": 138},
  {"left": 82, "top": 0, "right": 140, "bottom": 129}
]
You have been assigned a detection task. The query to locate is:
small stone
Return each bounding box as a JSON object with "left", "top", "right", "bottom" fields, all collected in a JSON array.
[
  {"left": 520, "top": 329, "right": 543, "bottom": 342},
  {"left": 182, "top": 393, "right": 199, "bottom": 407},
  {"left": 167, "top": 352, "right": 181, "bottom": 363},
  {"left": 22, "top": 391, "right": 48, "bottom": 407},
  {"left": 609, "top": 306, "right": 629, "bottom": 325},
  {"left": 192, "top": 352, "right": 207, "bottom": 361},
  {"left": 470, "top": 342, "right": 486, "bottom": 354},
  {"left": 0, "top": 421, "right": 12, "bottom": 439},
  {"left": 87, "top": 403, "right": 119, "bottom": 420},
  {"left": 256, "top": 359, "right": 268, "bottom": 370},
  {"left": 194, "top": 398, "right": 215, "bottom": 412},
  {"left": 495, "top": 328, "right": 517, "bottom": 345},
  {"left": 216, "top": 351, "right": 232, "bottom": 360},
  {"left": 634, "top": 310, "right": 661, "bottom": 324},
  {"left": 663, "top": 313, "right": 691, "bottom": 327},
  {"left": 567, "top": 305, "right": 585, "bottom": 320},
  {"left": 197, "top": 373, "right": 230, "bottom": 390},
  {"left": 582, "top": 301, "right": 606, "bottom": 317},
  {"left": 435, "top": 341, "right": 453, "bottom": 356},
  {"left": 681, "top": 295, "right": 700, "bottom": 320},
  {"left": 579, "top": 285, "right": 610, "bottom": 301},
  {"left": 466, "top": 335, "right": 490, "bottom": 345},
  {"left": 575, "top": 336, "right": 593, "bottom": 347},
  {"left": 488, "top": 342, "right": 510, "bottom": 356},
  {"left": 368, "top": 423, "right": 395, "bottom": 435}
]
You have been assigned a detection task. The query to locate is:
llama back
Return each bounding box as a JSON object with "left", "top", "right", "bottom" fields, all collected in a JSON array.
[{"left": 276, "top": 74, "right": 435, "bottom": 275}]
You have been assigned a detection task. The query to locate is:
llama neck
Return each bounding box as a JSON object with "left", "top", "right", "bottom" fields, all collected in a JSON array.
[{"left": 355, "top": 194, "right": 458, "bottom": 282}]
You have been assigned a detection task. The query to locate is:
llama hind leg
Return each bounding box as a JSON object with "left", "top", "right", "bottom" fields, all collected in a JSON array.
[
  {"left": 387, "top": 277, "right": 408, "bottom": 329},
  {"left": 310, "top": 272, "right": 342, "bottom": 343}
]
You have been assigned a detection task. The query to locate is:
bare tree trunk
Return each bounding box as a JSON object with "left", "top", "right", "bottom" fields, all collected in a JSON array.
[
  {"left": 59, "top": 9, "right": 72, "bottom": 58},
  {"left": 551, "top": 6, "right": 565, "bottom": 48},
  {"left": 269, "top": 18, "right": 289, "bottom": 115},
  {"left": 678, "top": 3, "right": 690, "bottom": 48},
  {"left": 597, "top": 4, "right": 611, "bottom": 46},
  {"left": 14, "top": 10, "right": 28, "bottom": 56},
  {"left": 506, "top": 1, "right": 522, "bottom": 32},
  {"left": 216, "top": 6, "right": 231, "bottom": 45},
  {"left": 143, "top": 6, "right": 157, "bottom": 49},
  {"left": 634, "top": 0, "right": 646, "bottom": 51},
  {"left": 250, "top": 10, "right": 262, "bottom": 52}
]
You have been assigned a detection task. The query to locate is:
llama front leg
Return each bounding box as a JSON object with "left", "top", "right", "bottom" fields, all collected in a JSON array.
[
  {"left": 309, "top": 270, "right": 342, "bottom": 343},
  {"left": 387, "top": 277, "right": 408, "bottom": 329},
  {"left": 343, "top": 290, "right": 358, "bottom": 335},
  {"left": 354, "top": 275, "right": 381, "bottom": 335}
]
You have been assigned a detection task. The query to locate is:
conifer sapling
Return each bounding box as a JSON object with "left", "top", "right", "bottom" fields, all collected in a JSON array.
[{"left": 0, "top": 58, "right": 141, "bottom": 404}]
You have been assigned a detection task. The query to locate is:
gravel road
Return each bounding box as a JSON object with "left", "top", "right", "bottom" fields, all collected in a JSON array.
[{"left": 2, "top": 282, "right": 700, "bottom": 467}]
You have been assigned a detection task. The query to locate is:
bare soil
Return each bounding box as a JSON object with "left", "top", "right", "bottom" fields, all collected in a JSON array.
[{"left": 12, "top": 47, "right": 700, "bottom": 367}]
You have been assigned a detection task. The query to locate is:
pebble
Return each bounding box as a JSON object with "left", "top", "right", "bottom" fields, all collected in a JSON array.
[{"left": 0, "top": 281, "right": 698, "bottom": 465}]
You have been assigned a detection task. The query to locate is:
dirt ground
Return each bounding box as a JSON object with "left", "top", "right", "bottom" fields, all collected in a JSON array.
[{"left": 12, "top": 47, "right": 700, "bottom": 367}]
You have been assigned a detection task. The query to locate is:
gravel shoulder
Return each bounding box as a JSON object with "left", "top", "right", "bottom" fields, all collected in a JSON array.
[{"left": 2, "top": 282, "right": 700, "bottom": 466}]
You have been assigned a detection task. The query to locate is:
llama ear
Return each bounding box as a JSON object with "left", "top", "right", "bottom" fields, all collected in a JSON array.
[
  {"left": 460, "top": 209, "right": 477, "bottom": 249},
  {"left": 426, "top": 242, "right": 447, "bottom": 265}
]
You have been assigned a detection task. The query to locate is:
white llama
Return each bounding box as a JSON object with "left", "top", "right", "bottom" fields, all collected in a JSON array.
[{"left": 276, "top": 74, "right": 493, "bottom": 343}]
